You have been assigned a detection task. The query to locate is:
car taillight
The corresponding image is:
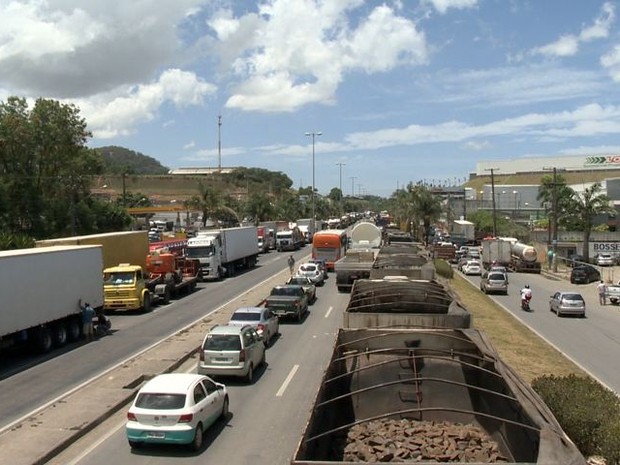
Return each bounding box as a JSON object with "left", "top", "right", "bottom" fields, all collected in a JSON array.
[
  {"left": 127, "top": 411, "right": 137, "bottom": 421},
  {"left": 257, "top": 323, "right": 265, "bottom": 333},
  {"left": 178, "top": 413, "right": 193, "bottom": 423},
  {"left": 239, "top": 348, "right": 246, "bottom": 362}
]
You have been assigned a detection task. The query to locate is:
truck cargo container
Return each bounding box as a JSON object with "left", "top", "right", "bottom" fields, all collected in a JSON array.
[
  {"left": 186, "top": 226, "right": 259, "bottom": 280},
  {"left": 349, "top": 222, "right": 382, "bottom": 249},
  {"left": 481, "top": 237, "right": 512, "bottom": 269},
  {"left": 344, "top": 278, "right": 471, "bottom": 329},
  {"left": 370, "top": 243, "right": 434, "bottom": 280},
  {"left": 334, "top": 249, "right": 377, "bottom": 293},
  {"left": 36, "top": 230, "right": 149, "bottom": 270},
  {"left": 449, "top": 219, "right": 475, "bottom": 247},
  {"left": 292, "top": 327, "right": 586, "bottom": 465},
  {"left": 0, "top": 245, "right": 104, "bottom": 353}
]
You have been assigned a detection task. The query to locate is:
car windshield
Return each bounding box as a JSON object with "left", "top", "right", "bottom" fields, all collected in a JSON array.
[
  {"left": 204, "top": 334, "right": 242, "bottom": 351},
  {"left": 288, "top": 278, "right": 308, "bottom": 285},
  {"left": 135, "top": 393, "right": 186, "bottom": 410},
  {"left": 300, "top": 264, "right": 317, "bottom": 272},
  {"left": 562, "top": 293, "right": 584, "bottom": 302},
  {"left": 230, "top": 312, "right": 261, "bottom": 321},
  {"left": 488, "top": 273, "right": 505, "bottom": 280}
]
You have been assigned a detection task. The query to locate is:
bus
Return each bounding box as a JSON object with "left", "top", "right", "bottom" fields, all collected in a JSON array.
[{"left": 312, "top": 229, "right": 347, "bottom": 271}]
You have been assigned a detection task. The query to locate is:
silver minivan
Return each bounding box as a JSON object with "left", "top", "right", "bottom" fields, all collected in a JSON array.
[
  {"left": 480, "top": 271, "right": 509, "bottom": 295},
  {"left": 198, "top": 324, "right": 266, "bottom": 383}
]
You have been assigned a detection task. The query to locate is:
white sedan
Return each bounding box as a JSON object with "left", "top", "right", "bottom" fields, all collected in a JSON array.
[
  {"left": 462, "top": 260, "right": 483, "bottom": 275},
  {"left": 126, "top": 373, "right": 229, "bottom": 451}
]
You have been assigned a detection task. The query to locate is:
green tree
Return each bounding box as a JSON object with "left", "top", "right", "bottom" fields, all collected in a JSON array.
[
  {"left": 566, "top": 182, "right": 614, "bottom": 262},
  {"left": 187, "top": 181, "right": 240, "bottom": 228},
  {"left": 244, "top": 192, "right": 275, "bottom": 224}
]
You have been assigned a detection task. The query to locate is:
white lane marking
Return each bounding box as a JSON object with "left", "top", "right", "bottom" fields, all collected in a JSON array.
[
  {"left": 325, "top": 306, "right": 333, "bottom": 318},
  {"left": 276, "top": 364, "right": 299, "bottom": 397},
  {"left": 0, "top": 271, "right": 290, "bottom": 436},
  {"left": 64, "top": 417, "right": 127, "bottom": 465}
]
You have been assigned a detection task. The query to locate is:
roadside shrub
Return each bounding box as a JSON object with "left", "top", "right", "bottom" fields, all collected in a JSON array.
[
  {"left": 532, "top": 374, "right": 620, "bottom": 461},
  {"left": 433, "top": 259, "right": 453, "bottom": 279}
]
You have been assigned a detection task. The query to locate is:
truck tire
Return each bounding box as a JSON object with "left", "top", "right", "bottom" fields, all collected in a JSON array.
[
  {"left": 142, "top": 294, "right": 151, "bottom": 313},
  {"left": 35, "top": 327, "right": 53, "bottom": 353},
  {"left": 67, "top": 319, "right": 81, "bottom": 341},
  {"left": 162, "top": 286, "right": 171, "bottom": 305},
  {"left": 52, "top": 324, "right": 68, "bottom": 347}
]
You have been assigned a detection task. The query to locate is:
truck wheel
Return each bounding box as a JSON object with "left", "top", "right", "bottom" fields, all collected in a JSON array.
[
  {"left": 162, "top": 287, "right": 171, "bottom": 304},
  {"left": 245, "top": 364, "right": 254, "bottom": 384},
  {"left": 52, "top": 324, "right": 68, "bottom": 347},
  {"left": 142, "top": 294, "right": 151, "bottom": 313},
  {"left": 35, "top": 327, "right": 53, "bottom": 353},
  {"left": 67, "top": 319, "right": 81, "bottom": 341}
]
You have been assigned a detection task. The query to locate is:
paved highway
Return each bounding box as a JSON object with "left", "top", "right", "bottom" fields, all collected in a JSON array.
[
  {"left": 459, "top": 267, "right": 620, "bottom": 393},
  {"left": 0, "top": 247, "right": 312, "bottom": 431},
  {"left": 49, "top": 272, "right": 349, "bottom": 465}
]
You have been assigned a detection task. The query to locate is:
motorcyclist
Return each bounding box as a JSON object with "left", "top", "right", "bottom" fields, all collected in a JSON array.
[{"left": 520, "top": 284, "right": 532, "bottom": 308}]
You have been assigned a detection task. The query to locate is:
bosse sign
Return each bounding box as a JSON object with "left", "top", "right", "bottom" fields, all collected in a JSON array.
[{"left": 590, "top": 242, "right": 620, "bottom": 256}]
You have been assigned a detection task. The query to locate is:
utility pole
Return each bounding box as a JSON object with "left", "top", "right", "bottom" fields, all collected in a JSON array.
[
  {"left": 336, "top": 162, "right": 345, "bottom": 199},
  {"left": 217, "top": 115, "right": 222, "bottom": 172},
  {"left": 349, "top": 176, "right": 357, "bottom": 197},
  {"left": 485, "top": 168, "right": 499, "bottom": 237}
]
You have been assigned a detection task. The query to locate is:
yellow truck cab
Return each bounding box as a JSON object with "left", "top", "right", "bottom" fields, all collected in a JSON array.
[{"left": 103, "top": 263, "right": 154, "bottom": 312}]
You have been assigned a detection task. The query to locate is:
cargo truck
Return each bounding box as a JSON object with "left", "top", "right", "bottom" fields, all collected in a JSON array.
[
  {"left": 292, "top": 327, "right": 587, "bottom": 465},
  {"left": 256, "top": 226, "right": 269, "bottom": 254},
  {"left": 276, "top": 227, "right": 303, "bottom": 252},
  {"left": 481, "top": 237, "right": 512, "bottom": 269},
  {"left": 36, "top": 231, "right": 149, "bottom": 270},
  {"left": 334, "top": 249, "right": 377, "bottom": 293},
  {"left": 186, "top": 226, "right": 259, "bottom": 280},
  {"left": 510, "top": 241, "right": 542, "bottom": 273},
  {"left": 0, "top": 245, "right": 104, "bottom": 353}
]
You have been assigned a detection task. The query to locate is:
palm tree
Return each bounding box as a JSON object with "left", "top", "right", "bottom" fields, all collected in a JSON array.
[
  {"left": 566, "top": 182, "right": 614, "bottom": 263},
  {"left": 411, "top": 185, "right": 442, "bottom": 245},
  {"left": 186, "top": 181, "right": 240, "bottom": 228}
]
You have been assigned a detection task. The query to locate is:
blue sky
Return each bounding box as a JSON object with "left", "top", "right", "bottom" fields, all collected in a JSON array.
[{"left": 2, "top": 1, "right": 620, "bottom": 197}]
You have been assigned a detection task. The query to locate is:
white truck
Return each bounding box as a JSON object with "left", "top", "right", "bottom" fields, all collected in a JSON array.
[
  {"left": 450, "top": 219, "right": 475, "bottom": 247},
  {"left": 186, "top": 226, "right": 259, "bottom": 280},
  {"left": 0, "top": 245, "right": 104, "bottom": 353},
  {"left": 296, "top": 218, "right": 315, "bottom": 243},
  {"left": 481, "top": 237, "right": 512, "bottom": 269},
  {"left": 349, "top": 221, "right": 382, "bottom": 249}
]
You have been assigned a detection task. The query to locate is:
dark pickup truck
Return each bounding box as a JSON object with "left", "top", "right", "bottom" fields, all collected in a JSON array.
[{"left": 265, "top": 285, "right": 309, "bottom": 322}]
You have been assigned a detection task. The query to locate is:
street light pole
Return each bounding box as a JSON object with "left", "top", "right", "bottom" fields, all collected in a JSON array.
[
  {"left": 350, "top": 176, "right": 357, "bottom": 197},
  {"left": 336, "top": 162, "right": 345, "bottom": 199},
  {"left": 305, "top": 131, "right": 322, "bottom": 223},
  {"left": 485, "top": 168, "right": 499, "bottom": 236}
]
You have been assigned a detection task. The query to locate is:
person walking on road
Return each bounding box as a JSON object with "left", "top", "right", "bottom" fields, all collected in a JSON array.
[
  {"left": 79, "top": 299, "right": 96, "bottom": 342},
  {"left": 288, "top": 254, "right": 295, "bottom": 275},
  {"left": 597, "top": 280, "right": 607, "bottom": 305}
]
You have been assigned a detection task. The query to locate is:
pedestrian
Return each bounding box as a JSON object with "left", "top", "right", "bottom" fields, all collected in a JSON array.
[
  {"left": 287, "top": 254, "right": 295, "bottom": 275},
  {"left": 79, "top": 299, "right": 96, "bottom": 342},
  {"left": 597, "top": 280, "right": 607, "bottom": 305}
]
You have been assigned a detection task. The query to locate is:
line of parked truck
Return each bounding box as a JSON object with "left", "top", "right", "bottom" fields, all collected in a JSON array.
[
  {"left": 1, "top": 226, "right": 265, "bottom": 356},
  {"left": 291, "top": 229, "right": 587, "bottom": 464}
]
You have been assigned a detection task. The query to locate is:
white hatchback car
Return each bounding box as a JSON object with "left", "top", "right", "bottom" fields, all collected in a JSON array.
[
  {"left": 462, "top": 260, "right": 482, "bottom": 275},
  {"left": 126, "top": 373, "right": 228, "bottom": 451},
  {"left": 228, "top": 307, "right": 280, "bottom": 347},
  {"left": 295, "top": 263, "right": 325, "bottom": 286}
]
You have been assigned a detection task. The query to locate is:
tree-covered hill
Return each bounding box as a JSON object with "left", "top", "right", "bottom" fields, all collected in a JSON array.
[{"left": 95, "top": 145, "right": 169, "bottom": 175}]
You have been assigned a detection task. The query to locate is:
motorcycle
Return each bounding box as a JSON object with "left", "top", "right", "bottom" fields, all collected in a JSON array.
[{"left": 521, "top": 293, "right": 532, "bottom": 311}]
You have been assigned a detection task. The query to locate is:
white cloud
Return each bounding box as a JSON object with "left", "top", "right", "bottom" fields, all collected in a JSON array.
[
  {"left": 0, "top": 0, "right": 204, "bottom": 97},
  {"left": 463, "top": 140, "right": 492, "bottom": 151},
  {"left": 223, "top": 2, "right": 426, "bottom": 112},
  {"left": 422, "top": 0, "right": 478, "bottom": 15},
  {"left": 183, "top": 140, "right": 196, "bottom": 150},
  {"left": 77, "top": 69, "right": 216, "bottom": 138},
  {"left": 532, "top": 2, "right": 615, "bottom": 57},
  {"left": 601, "top": 45, "right": 620, "bottom": 82}
]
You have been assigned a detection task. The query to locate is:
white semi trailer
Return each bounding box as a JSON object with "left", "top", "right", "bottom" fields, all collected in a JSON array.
[
  {"left": 0, "top": 245, "right": 104, "bottom": 353},
  {"left": 186, "top": 226, "right": 259, "bottom": 280}
]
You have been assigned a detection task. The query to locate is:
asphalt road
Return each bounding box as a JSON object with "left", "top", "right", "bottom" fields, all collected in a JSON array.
[
  {"left": 48, "top": 273, "right": 349, "bottom": 465},
  {"left": 0, "top": 247, "right": 313, "bottom": 431},
  {"left": 460, "top": 267, "right": 620, "bottom": 393}
]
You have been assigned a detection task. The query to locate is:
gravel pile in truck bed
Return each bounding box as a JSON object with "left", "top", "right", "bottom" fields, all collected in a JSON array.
[{"left": 342, "top": 418, "right": 509, "bottom": 463}]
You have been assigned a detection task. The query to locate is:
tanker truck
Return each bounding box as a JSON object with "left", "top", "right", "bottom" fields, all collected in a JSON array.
[
  {"left": 349, "top": 221, "right": 382, "bottom": 249},
  {"left": 510, "top": 241, "right": 541, "bottom": 273}
]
